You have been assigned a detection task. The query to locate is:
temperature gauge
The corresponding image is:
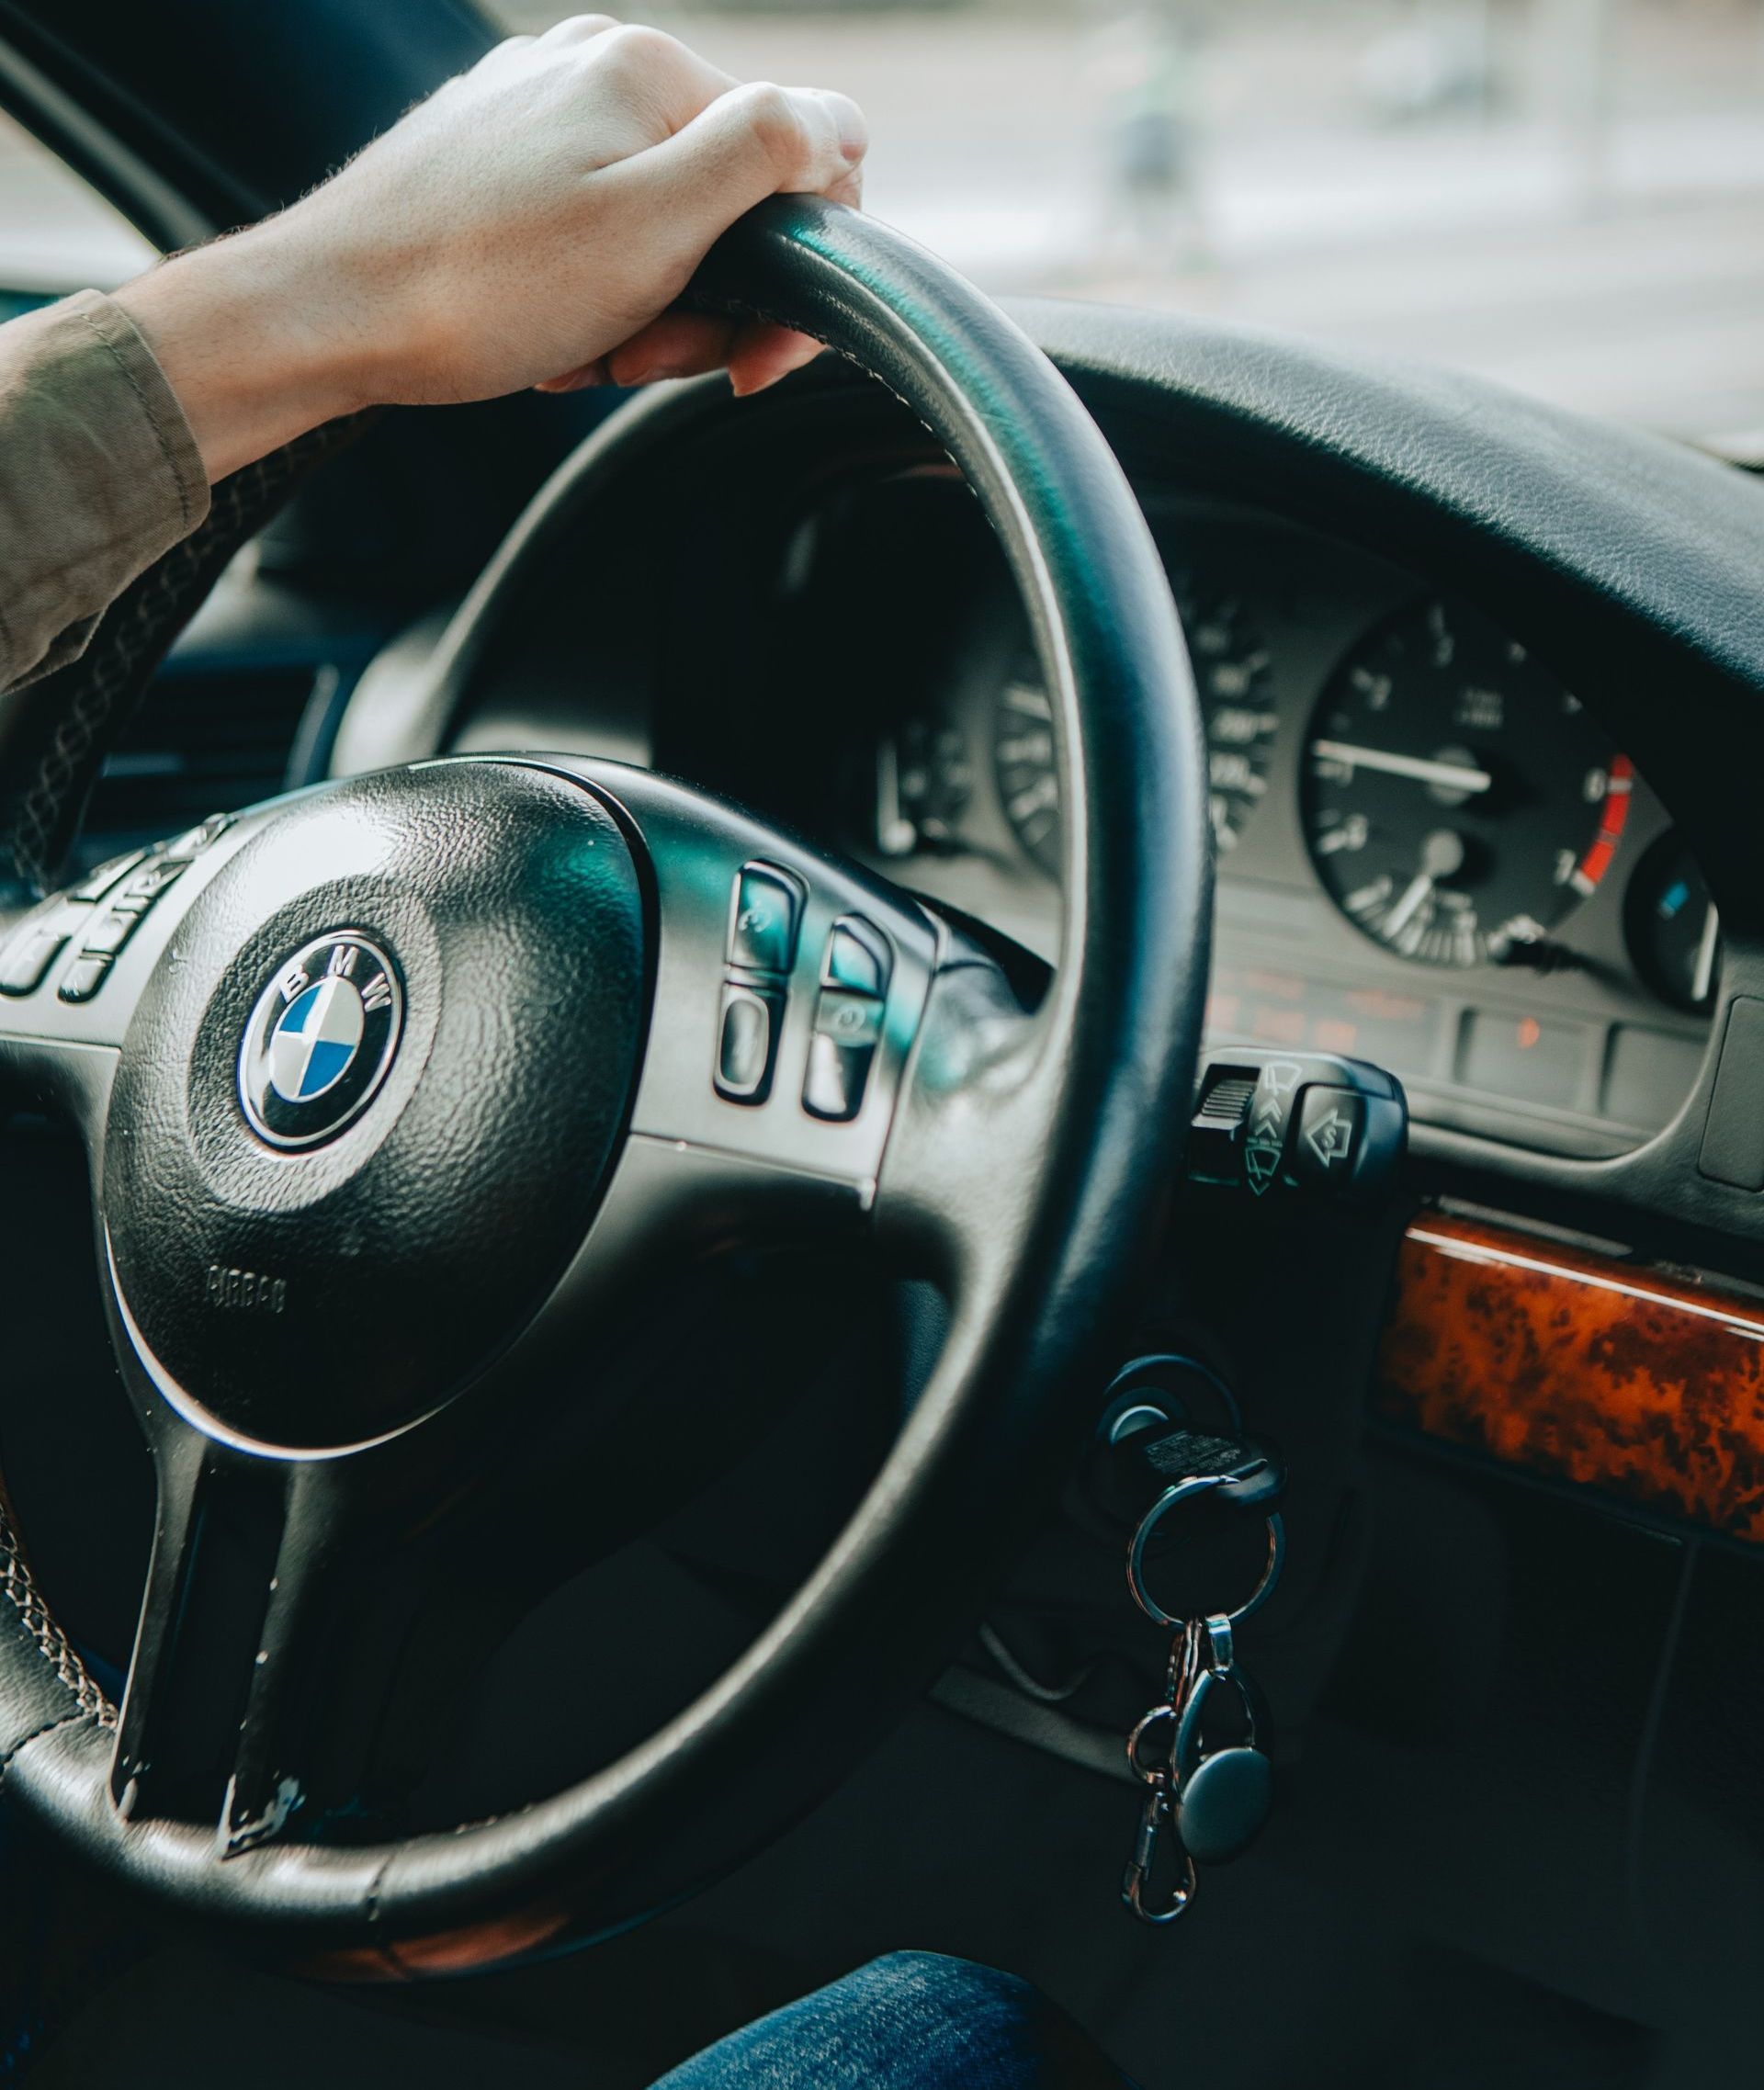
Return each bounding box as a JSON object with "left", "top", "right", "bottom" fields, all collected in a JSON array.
[{"left": 1627, "top": 833, "right": 1721, "bottom": 1014}]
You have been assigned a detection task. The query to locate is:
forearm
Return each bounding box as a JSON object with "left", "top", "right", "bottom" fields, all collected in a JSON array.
[{"left": 113, "top": 228, "right": 374, "bottom": 484}]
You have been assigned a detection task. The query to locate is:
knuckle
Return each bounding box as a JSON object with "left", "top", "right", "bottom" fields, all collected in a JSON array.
[
  {"left": 739, "top": 81, "right": 808, "bottom": 165},
  {"left": 595, "top": 22, "right": 683, "bottom": 80}
]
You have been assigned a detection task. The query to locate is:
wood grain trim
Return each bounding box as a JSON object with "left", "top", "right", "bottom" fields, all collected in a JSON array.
[{"left": 1374, "top": 1213, "right": 1764, "bottom": 1542}]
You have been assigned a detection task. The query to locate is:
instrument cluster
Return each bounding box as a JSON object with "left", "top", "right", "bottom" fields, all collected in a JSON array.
[{"left": 837, "top": 486, "right": 1713, "bottom": 1157}]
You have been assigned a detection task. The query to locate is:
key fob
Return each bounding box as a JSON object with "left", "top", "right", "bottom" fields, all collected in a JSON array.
[
  {"left": 1174, "top": 1745, "right": 1272, "bottom": 1863},
  {"left": 1172, "top": 1657, "right": 1273, "bottom": 1864}
]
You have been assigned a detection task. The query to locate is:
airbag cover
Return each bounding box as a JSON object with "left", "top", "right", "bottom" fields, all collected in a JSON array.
[{"left": 103, "top": 761, "right": 646, "bottom": 1450}]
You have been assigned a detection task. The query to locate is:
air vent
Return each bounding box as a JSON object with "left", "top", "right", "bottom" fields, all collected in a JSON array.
[{"left": 78, "top": 662, "right": 338, "bottom": 866}]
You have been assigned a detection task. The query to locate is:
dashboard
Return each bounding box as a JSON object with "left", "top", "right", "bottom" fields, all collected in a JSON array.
[{"left": 446, "top": 462, "right": 1713, "bottom": 1162}]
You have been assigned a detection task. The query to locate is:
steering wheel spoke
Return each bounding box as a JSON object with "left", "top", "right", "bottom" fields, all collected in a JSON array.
[{"left": 112, "top": 1418, "right": 393, "bottom": 1854}]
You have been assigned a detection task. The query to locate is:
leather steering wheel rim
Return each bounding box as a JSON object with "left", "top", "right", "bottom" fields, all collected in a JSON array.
[{"left": 0, "top": 197, "right": 1208, "bottom": 1974}]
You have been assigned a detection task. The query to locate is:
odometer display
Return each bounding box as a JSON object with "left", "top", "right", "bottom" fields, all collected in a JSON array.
[{"left": 1304, "top": 598, "right": 1630, "bottom": 966}]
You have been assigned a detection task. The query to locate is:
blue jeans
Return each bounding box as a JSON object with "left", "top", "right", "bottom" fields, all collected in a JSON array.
[{"left": 651, "top": 1951, "right": 1134, "bottom": 2089}]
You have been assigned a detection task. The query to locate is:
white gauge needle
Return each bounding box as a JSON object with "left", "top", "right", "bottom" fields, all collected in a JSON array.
[
  {"left": 1312, "top": 740, "right": 1493, "bottom": 795},
  {"left": 1381, "top": 830, "right": 1466, "bottom": 943},
  {"left": 1383, "top": 871, "right": 1434, "bottom": 940},
  {"left": 875, "top": 736, "right": 917, "bottom": 858}
]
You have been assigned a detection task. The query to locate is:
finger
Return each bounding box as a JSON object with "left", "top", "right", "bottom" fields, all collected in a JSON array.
[
  {"left": 533, "top": 356, "right": 612, "bottom": 395},
  {"left": 625, "top": 79, "right": 868, "bottom": 276},
  {"left": 820, "top": 156, "right": 864, "bottom": 211},
  {"left": 536, "top": 12, "right": 621, "bottom": 44},
  {"left": 604, "top": 310, "right": 740, "bottom": 387},
  {"left": 543, "top": 314, "right": 822, "bottom": 396},
  {"left": 727, "top": 322, "right": 823, "bottom": 398}
]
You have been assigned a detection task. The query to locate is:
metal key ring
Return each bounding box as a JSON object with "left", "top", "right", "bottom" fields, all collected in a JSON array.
[{"left": 1126, "top": 1475, "right": 1286, "bottom": 1631}]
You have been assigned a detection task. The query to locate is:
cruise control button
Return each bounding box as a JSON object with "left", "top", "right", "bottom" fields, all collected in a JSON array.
[
  {"left": 57, "top": 955, "right": 110, "bottom": 1003},
  {"left": 715, "top": 983, "right": 782, "bottom": 1103},
  {"left": 69, "top": 848, "right": 146, "bottom": 903},
  {"left": 803, "top": 990, "right": 884, "bottom": 1122},
  {"left": 820, "top": 915, "right": 892, "bottom": 1000},
  {"left": 726, "top": 863, "right": 805, "bottom": 976},
  {"left": 80, "top": 909, "right": 141, "bottom": 958},
  {"left": 0, "top": 921, "right": 72, "bottom": 995}
]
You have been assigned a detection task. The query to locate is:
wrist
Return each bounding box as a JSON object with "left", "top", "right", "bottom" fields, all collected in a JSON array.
[{"left": 114, "top": 226, "right": 379, "bottom": 482}]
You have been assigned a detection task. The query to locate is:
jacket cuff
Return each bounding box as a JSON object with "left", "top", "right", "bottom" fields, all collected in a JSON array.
[{"left": 0, "top": 286, "right": 211, "bottom": 691}]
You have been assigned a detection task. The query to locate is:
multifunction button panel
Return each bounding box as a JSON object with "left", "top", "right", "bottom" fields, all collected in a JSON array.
[
  {"left": 0, "top": 813, "right": 232, "bottom": 1008},
  {"left": 713, "top": 860, "right": 896, "bottom": 1124}
]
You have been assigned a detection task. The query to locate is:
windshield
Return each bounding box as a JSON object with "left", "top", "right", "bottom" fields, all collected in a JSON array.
[{"left": 499, "top": 0, "right": 1764, "bottom": 446}]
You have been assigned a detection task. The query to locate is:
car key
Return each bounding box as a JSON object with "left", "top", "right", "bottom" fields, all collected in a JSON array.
[{"left": 1118, "top": 1433, "right": 1284, "bottom": 1926}]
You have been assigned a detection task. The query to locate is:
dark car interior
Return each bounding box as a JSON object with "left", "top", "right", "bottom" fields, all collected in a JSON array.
[{"left": 0, "top": 3, "right": 1761, "bottom": 2086}]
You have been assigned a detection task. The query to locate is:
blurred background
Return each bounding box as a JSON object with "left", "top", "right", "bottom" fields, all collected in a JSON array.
[{"left": 14, "top": 0, "right": 1764, "bottom": 445}]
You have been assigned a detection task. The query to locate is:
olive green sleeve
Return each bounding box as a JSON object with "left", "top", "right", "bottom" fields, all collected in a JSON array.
[{"left": 0, "top": 287, "right": 209, "bottom": 692}]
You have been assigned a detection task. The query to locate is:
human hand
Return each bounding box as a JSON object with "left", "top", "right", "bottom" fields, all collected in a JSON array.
[{"left": 116, "top": 17, "right": 867, "bottom": 480}]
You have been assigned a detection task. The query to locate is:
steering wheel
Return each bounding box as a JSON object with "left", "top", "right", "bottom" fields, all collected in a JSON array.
[{"left": 0, "top": 199, "right": 1207, "bottom": 1974}]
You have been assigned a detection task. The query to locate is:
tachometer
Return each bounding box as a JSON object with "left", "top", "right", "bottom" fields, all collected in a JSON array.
[
  {"left": 1303, "top": 597, "right": 1630, "bottom": 966},
  {"left": 994, "top": 577, "right": 1276, "bottom": 876}
]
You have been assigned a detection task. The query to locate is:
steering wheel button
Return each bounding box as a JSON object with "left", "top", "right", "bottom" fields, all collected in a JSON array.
[
  {"left": 0, "top": 921, "right": 72, "bottom": 996},
  {"left": 803, "top": 990, "right": 885, "bottom": 1120},
  {"left": 813, "top": 989, "right": 884, "bottom": 1047},
  {"left": 80, "top": 908, "right": 141, "bottom": 958},
  {"left": 803, "top": 1034, "right": 873, "bottom": 1121},
  {"left": 112, "top": 858, "right": 186, "bottom": 911},
  {"left": 57, "top": 955, "right": 110, "bottom": 1004},
  {"left": 162, "top": 812, "right": 233, "bottom": 862},
  {"left": 715, "top": 982, "right": 781, "bottom": 1102},
  {"left": 821, "top": 916, "right": 892, "bottom": 1000},
  {"left": 68, "top": 847, "right": 147, "bottom": 902},
  {"left": 727, "top": 862, "right": 805, "bottom": 976}
]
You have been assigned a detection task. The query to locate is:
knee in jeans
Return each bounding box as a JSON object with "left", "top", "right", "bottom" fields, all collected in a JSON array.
[{"left": 860, "top": 1949, "right": 1035, "bottom": 2011}]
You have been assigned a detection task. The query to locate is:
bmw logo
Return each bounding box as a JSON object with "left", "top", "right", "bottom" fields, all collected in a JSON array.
[{"left": 238, "top": 932, "right": 403, "bottom": 1149}]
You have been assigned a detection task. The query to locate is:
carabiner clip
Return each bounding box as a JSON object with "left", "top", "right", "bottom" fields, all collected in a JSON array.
[{"left": 1122, "top": 1784, "right": 1197, "bottom": 1926}]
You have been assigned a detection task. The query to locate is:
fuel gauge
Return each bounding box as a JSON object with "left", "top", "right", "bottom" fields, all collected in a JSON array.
[{"left": 1627, "top": 832, "right": 1721, "bottom": 1014}]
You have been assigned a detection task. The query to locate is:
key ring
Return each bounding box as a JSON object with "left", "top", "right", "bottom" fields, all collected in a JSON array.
[{"left": 1126, "top": 1473, "right": 1286, "bottom": 1631}]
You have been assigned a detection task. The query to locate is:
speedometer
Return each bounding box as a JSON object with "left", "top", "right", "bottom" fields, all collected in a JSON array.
[
  {"left": 995, "top": 575, "right": 1276, "bottom": 876},
  {"left": 1303, "top": 597, "right": 1631, "bottom": 966}
]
